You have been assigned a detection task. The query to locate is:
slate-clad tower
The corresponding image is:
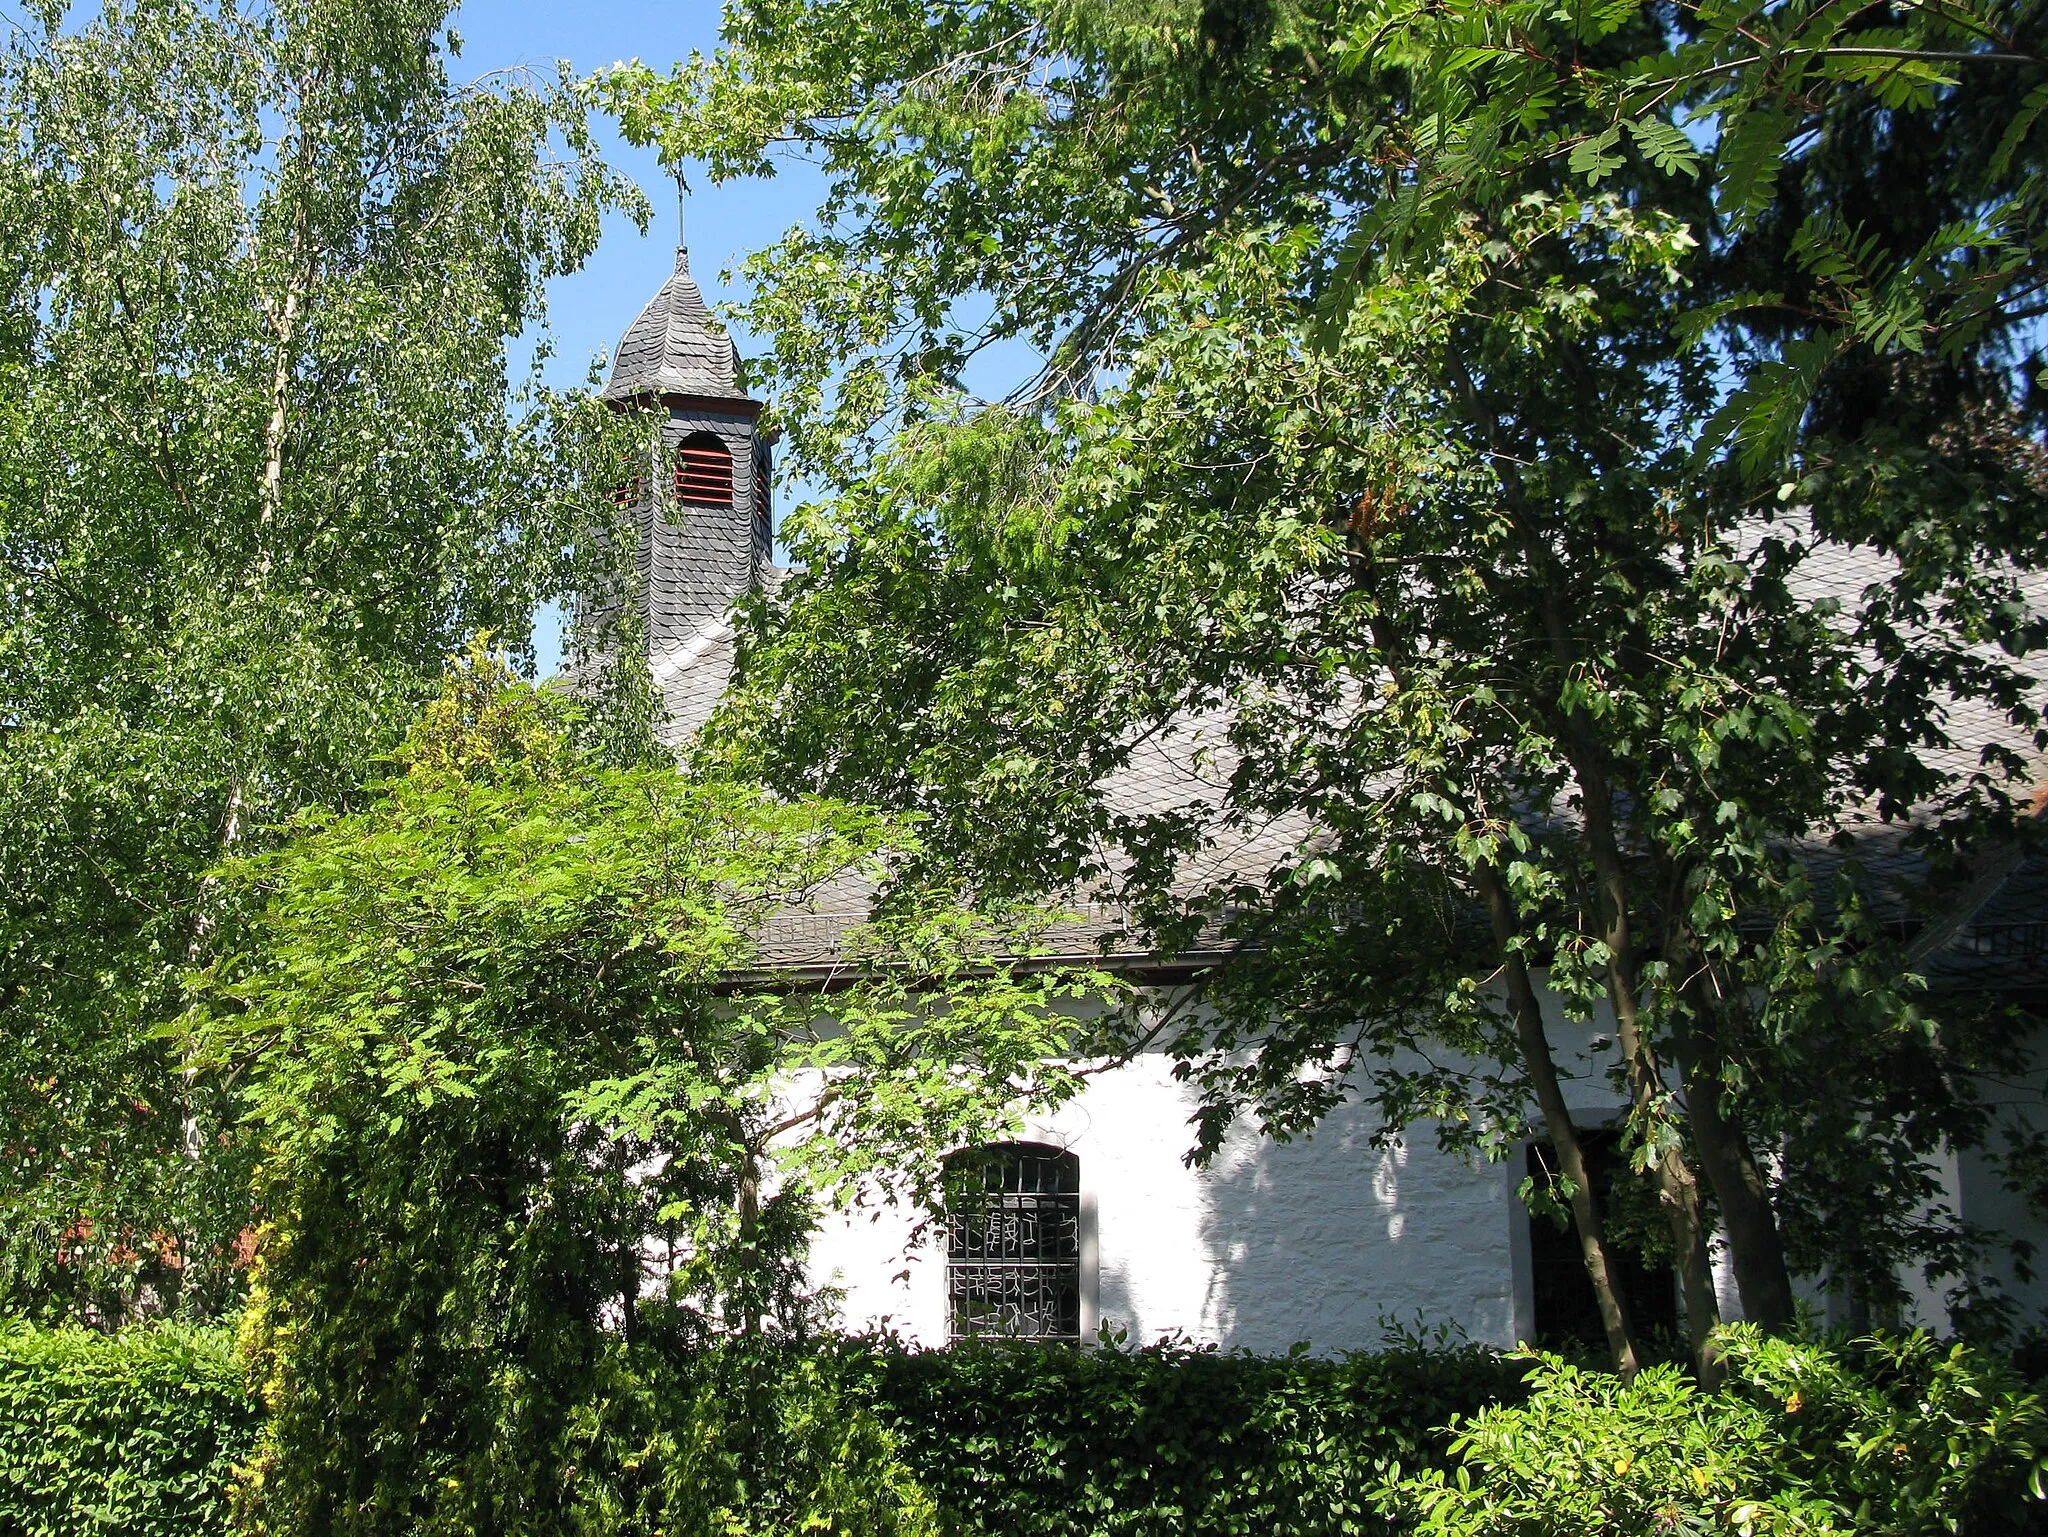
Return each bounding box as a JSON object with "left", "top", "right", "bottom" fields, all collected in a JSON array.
[{"left": 600, "top": 243, "right": 772, "bottom": 741}]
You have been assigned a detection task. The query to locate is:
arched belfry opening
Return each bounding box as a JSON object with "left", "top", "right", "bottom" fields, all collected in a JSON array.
[{"left": 674, "top": 432, "right": 734, "bottom": 507}]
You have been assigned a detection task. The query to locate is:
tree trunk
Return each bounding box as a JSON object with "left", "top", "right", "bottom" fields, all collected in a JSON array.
[
  {"left": 1493, "top": 471, "right": 1726, "bottom": 1381},
  {"left": 1566, "top": 748, "right": 1723, "bottom": 1379},
  {"left": 1513, "top": 479, "right": 1791, "bottom": 1348},
  {"left": 736, "top": 1144, "right": 763, "bottom": 1338},
  {"left": 1453, "top": 353, "right": 1735, "bottom": 1378},
  {"left": 255, "top": 193, "right": 312, "bottom": 566},
  {"left": 1472, "top": 859, "right": 1642, "bottom": 1377},
  {"left": 178, "top": 781, "right": 245, "bottom": 1162},
  {"left": 1358, "top": 599, "right": 1645, "bottom": 1375},
  {"left": 615, "top": 1141, "right": 641, "bottom": 1346},
  {"left": 1673, "top": 1026, "right": 1798, "bottom": 1331}
]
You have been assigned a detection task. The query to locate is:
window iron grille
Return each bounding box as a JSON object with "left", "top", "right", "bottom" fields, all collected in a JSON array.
[{"left": 945, "top": 1144, "right": 1080, "bottom": 1343}]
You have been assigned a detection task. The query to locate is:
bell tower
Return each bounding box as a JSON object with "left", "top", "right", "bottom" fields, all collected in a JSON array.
[{"left": 600, "top": 239, "right": 773, "bottom": 739}]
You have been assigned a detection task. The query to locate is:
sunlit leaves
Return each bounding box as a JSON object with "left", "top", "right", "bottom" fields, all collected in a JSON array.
[
  {"left": 193, "top": 656, "right": 1120, "bottom": 1530},
  {"left": 0, "top": 0, "right": 637, "bottom": 1321}
]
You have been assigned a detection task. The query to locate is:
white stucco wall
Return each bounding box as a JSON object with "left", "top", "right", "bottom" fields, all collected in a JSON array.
[
  {"left": 807, "top": 1050, "right": 1537, "bottom": 1353},
  {"left": 804, "top": 996, "right": 1674, "bottom": 1352},
  {"left": 802, "top": 1000, "right": 2048, "bottom": 1351}
]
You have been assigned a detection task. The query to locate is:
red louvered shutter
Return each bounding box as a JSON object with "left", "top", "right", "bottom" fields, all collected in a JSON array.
[{"left": 674, "top": 434, "right": 733, "bottom": 506}]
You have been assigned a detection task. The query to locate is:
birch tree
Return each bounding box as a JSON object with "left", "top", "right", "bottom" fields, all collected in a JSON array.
[{"left": 0, "top": 0, "right": 635, "bottom": 1321}]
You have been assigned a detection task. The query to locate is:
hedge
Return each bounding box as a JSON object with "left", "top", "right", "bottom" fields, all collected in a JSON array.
[
  {"left": 858, "top": 1333, "right": 1525, "bottom": 1536},
  {"left": 4, "top": 1318, "right": 2043, "bottom": 1535},
  {"left": 0, "top": 1318, "right": 1513, "bottom": 1536},
  {"left": 0, "top": 1319, "right": 259, "bottom": 1537}
]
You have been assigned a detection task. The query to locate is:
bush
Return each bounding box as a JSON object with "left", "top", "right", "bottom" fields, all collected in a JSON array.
[
  {"left": 1380, "top": 1325, "right": 2048, "bottom": 1536},
  {"left": 404, "top": 1328, "right": 1522, "bottom": 1537},
  {"left": 7, "top": 1316, "right": 2045, "bottom": 1537},
  {"left": 561, "top": 1337, "right": 941, "bottom": 1537},
  {"left": 853, "top": 1330, "right": 1526, "bottom": 1537},
  {"left": 0, "top": 1318, "right": 258, "bottom": 1537}
]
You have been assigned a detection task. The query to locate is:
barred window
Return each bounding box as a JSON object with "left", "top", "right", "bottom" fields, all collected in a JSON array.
[
  {"left": 674, "top": 432, "right": 733, "bottom": 507},
  {"left": 946, "top": 1143, "right": 1080, "bottom": 1343}
]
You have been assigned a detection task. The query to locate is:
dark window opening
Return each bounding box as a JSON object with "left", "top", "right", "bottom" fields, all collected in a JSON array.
[
  {"left": 674, "top": 433, "right": 733, "bottom": 507},
  {"left": 612, "top": 474, "right": 643, "bottom": 508},
  {"left": 946, "top": 1143, "right": 1080, "bottom": 1342},
  {"left": 1526, "top": 1129, "right": 1679, "bottom": 1352}
]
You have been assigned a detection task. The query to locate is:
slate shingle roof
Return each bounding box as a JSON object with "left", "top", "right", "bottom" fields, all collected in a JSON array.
[
  {"left": 602, "top": 246, "right": 748, "bottom": 405},
  {"left": 692, "top": 530, "right": 2048, "bottom": 984}
]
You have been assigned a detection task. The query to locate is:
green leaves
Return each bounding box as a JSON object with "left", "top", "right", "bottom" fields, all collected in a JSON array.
[
  {"left": 1624, "top": 116, "right": 1701, "bottom": 180},
  {"left": 193, "top": 658, "right": 1119, "bottom": 1533},
  {"left": 0, "top": 0, "right": 638, "bottom": 1322},
  {"left": 1379, "top": 1327, "right": 2048, "bottom": 1535},
  {"left": 1713, "top": 102, "right": 1796, "bottom": 232},
  {"left": 1567, "top": 124, "right": 1626, "bottom": 184},
  {"left": 0, "top": 1320, "right": 257, "bottom": 1537}
]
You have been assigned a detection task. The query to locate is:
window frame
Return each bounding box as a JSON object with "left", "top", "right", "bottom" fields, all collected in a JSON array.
[{"left": 943, "top": 1141, "right": 1086, "bottom": 1344}]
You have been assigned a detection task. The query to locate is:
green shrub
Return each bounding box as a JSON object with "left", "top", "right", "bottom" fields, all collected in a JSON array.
[
  {"left": 558, "top": 1330, "right": 1520, "bottom": 1537},
  {"left": 1379, "top": 1325, "right": 2048, "bottom": 1536},
  {"left": 561, "top": 1338, "right": 940, "bottom": 1537},
  {"left": 8, "top": 1317, "right": 2046, "bottom": 1537},
  {"left": 853, "top": 1331, "right": 1526, "bottom": 1537},
  {"left": 0, "top": 1318, "right": 258, "bottom": 1537},
  {"left": 385, "top": 1326, "right": 1520, "bottom": 1537}
]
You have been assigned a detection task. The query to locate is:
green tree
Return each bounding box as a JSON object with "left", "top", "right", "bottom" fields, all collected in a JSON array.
[
  {"left": 188, "top": 647, "right": 1113, "bottom": 1535},
  {"left": 0, "top": 0, "right": 638, "bottom": 1321},
  {"left": 598, "top": 0, "right": 2048, "bottom": 1373}
]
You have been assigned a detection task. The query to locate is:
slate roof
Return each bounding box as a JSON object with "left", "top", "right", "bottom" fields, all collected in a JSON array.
[
  {"left": 742, "top": 714, "right": 1289, "bottom": 977},
  {"left": 688, "top": 526, "right": 2048, "bottom": 986},
  {"left": 652, "top": 614, "right": 738, "bottom": 742},
  {"left": 1907, "top": 821, "right": 2048, "bottom": 993},
  {"left": 602, "top": 246, "right": 748, "bottom": 406}
]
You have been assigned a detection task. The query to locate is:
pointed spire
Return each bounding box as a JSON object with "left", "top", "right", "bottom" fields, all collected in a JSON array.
[{"left": 602, "top": 167, "right": 747, "bottom": 407}]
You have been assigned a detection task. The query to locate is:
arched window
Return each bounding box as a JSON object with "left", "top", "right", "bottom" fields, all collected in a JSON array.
[
  {"left": 945, "top": 1142, "right": 1080, "bottom": 1342},
  {"left": 674, "top": 432, "right": 733, "bottom": 507}
]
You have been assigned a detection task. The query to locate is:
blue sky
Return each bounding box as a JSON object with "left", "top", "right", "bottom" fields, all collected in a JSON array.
[{"left": 454, "top": 0, "right": 829, "bottom": 672}]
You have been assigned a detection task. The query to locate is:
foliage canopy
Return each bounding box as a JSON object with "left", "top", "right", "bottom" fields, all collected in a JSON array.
[
  {"left": 598, "top": 0, "right": 2048, "bottom": 1371},
  {"left": 188, "top": 649, "right": 1117, "bottom": 1533}
]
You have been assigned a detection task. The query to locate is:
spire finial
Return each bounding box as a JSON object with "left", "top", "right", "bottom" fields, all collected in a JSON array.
[{"left": 675, "top": 167, "right": 690, "bottom": 265}]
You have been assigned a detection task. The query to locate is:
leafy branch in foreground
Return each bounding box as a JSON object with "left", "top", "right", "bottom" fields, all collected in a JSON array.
[
  {"left": 1380, "top": 1326, "right": 2048, "bottom": 1535},
  {"left": 184, "top": 646, "right": 1119, "bottom": 1534}
]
